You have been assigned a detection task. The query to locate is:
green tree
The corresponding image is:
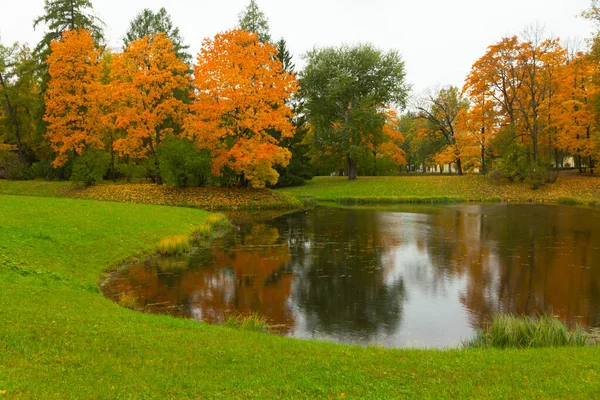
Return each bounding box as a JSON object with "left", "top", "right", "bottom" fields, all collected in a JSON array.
[
  {"left": 301, "top": 44, "right": 408, "bottom": 180},
  {"left": 416, "top": 86, "right": 469, "bottom": 175},
  {"left": 0, "top": 41, "right": 41, "bottom": 165},
  {"left": 238, "top": 0, "right": 271, "bottom": 43},
  {"left": 123, "top": 7, "right": 191, "bottom": 64},
  {"left": 272, "top": 38, "right": 312, "bottom": 186},
  {"left": 33, "top": 0, "right": 104, "bottom": 55}
]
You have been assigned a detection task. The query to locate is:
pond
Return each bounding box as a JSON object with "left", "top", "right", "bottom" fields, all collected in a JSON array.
[{"left": 102, "top": 204, "right": 600, "bottom": 348}]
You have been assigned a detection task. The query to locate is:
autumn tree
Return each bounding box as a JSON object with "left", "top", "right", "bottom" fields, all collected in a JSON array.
[
  {"left": 123, "top": 7, "right": 191, "bottom": 64},
  {"left": 238, "top": 0, "right": 272, "bottom": 43},
  {"left": 44, "top": 29, "right": 103, "bottom": 167},
  {"left": 186, "top": 29, "right": 297, "bottom": 188},
  {"left": 110, "top": 33, "right": 189, "bottom": 185},
  {"left": 301, "top": 44, "right": 408, "bottom": 180},
  {"left": 555, "top": 53, "right": 597, "bottom": 173},
  {"left": 416, "top": 86, "right": 469, "bottom": 175}
]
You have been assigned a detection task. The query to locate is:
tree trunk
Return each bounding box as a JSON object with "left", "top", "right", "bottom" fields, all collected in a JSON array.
[
  {"left": 346, "top": 154, "right": 357, "bottom": 180},
  {"left": 110, "top": 147, "right": 117, "bottom": 182},
  {"left": 456, "top": 158, "right": 463, "bottom": 176},
  {"left": 589, "top": 156, "right": 594, "bottom": 175},
  {"left": 480, "top": 144, "right": 486, "bottom": 175},
  {"left": 154, "top": 127, "right": 163, "bottom": 185},
  {"left": 373, "top": 151, "right": 377, "bottom": 176}
]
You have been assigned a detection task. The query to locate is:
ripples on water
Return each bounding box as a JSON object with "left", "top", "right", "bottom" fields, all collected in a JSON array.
[{"left": 102, "top": 204, "right": 600, "bottom": 348}]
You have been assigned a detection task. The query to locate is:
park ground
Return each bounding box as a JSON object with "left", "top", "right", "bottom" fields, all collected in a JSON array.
[
  {"left": 280, "top": 173, "right": 600, "bottom": 206},
  {"left": 1, "top": 176, "right": 600, "bottom": 398}
]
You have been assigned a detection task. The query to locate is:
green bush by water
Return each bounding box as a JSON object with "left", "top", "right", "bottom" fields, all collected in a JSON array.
[{"left": 465, "top": 314, "right": 588, "bottom": 349}]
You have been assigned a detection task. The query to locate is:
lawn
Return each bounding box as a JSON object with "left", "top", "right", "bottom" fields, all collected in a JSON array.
[
  {"left": 280, "top": 174, "right": 600, "bottom": 205},
  {"left": 0, "top": 194, "right": 599, "bottom": 398},
  {"left": 0, "top": 180, "right": 302, "bottom": 210}
]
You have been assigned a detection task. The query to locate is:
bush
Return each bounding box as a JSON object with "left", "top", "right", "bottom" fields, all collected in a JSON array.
[
  {"left": 487, "top": 170, "right": 509, "bottom": 185},
  {"left": 5, "top": 161, "right": 33, "bottom": 180},
  {"left": 465, "top": 314, "right": 588, "bottom": 349},
  {"left": 158, "top": 139, "right": 212, "bottom": 187},
  {"left": 70, "top": 149, "right": 111, "bottom": 186},
  {"left": 30, "top": 160, "right": 62, "bottom": 181}
]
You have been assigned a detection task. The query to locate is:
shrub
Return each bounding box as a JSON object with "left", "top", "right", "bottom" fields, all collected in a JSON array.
[
  {"left": 158, "top": 138, "right": 212, "bottom": 187},
  {"left": 70, "top": 149, "right": 110, "bottom": 186},
  {"left": 465, "top": 314, "right": 588, "bottom": 349},
  {"left": 487, "top": 170, "right": 509, "bottom": 185},
  {"left": 157, "top": 235, "right": 191, "bottom": 255}
]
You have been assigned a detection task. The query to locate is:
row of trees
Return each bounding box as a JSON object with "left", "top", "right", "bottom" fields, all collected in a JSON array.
[
  {"left": 401, "top": 21, "right": 600, "bottom": 183},
  {"left": 2, "top": 0, "right": 600, "bottom": 187}
]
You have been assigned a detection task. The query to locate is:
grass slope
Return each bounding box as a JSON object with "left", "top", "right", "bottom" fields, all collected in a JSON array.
[
  {"left": 0, "top": 180, "right": 302, "bottom": 210},
  {"left": 0, "top": 195, "right": 599, "bottom": 398},
  {"left": 281, "top": 175, "right": 600, "bottom": 205}
]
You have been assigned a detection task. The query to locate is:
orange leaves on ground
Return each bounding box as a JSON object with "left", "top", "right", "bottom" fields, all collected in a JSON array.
[
  {"left": 186, "top": 29, "right": 298, "bottom": 188},
  {"left": 110, "top": 33, "right": 189, "bottom": 161},
  {"left": 64, "top": 183, "right": 299, "bottom": 210},
  {"left": 44, "top": 29, "right": 103, "bottom": 167}
]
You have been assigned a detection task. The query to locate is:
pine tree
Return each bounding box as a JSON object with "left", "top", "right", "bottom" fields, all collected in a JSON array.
[
  {"left": 123, "top": 7, "right": 191, "bottom": 64},
  {"left": 238, "top": 0, "right": 271, "bottom": 43}
]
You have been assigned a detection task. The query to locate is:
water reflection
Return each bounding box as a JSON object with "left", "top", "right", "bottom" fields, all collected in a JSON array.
[{"left": 102, "top": 204, "right": 600, "bottom": 348}]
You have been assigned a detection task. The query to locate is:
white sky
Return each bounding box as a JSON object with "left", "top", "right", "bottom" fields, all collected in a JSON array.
[{"left": 0, "top": 0, "right": 595, "bottom": 94}]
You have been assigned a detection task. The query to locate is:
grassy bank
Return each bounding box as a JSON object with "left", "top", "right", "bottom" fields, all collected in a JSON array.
[
  {"left": 0, "top": 180, "right": 302, "bottom": 210},
  {"left": 281, "top": 175, "right": 600, "bottom": 206},
  {"left": 0, "top": 195, "right": 599, "bottom": 398}
]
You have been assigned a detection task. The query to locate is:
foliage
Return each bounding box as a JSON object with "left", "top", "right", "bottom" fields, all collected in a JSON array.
[
  {"left": 238, "top": 0, "right": 272, "bottom": 43},
  {"left": 33, "top": 0, "right": 104, "bottom": 67},
  {"left": 0, "top": 41, "right": 41, "bottom": 165},
  {"left": 186, "top": 29, "right": 298, "bottom": 188},
  {"left": 157, "top": 235, "right": 191, "bottom": 255},
  {"left": 69, "top": 148, "right": 110, "bottom": 185},
  {"left": 44, "top": 29, "right": 103, "bottom": 167},
  {"left": 123, "top": 7, "right": 191, "bottom": 63},
  {"left": 465, "top": 314, "right": 588, "bottom": 349},
  {"left": 301, "top": 44, "right": 409, "bottom": 180},
  {"left": 158, "top": 138, "right": 212, "bottom": 187},
  {"left": 110, "top": 33, "right": 189, "bottom": 185}
]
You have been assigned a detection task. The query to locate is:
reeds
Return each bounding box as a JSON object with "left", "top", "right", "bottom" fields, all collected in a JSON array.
[
  {"left": 157, "top": 235, "right": 191, "bottom": 255},
  {"left": 223, "top": 313, "right": 270, "bottom": 333},
  {"left": 465, "top": 314, "right": 588, "bottom": 349}
]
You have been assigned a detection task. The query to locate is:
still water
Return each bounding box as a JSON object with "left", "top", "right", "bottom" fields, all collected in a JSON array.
[{"left": 102, "top": 204, "right": 600, "bottom": 348}]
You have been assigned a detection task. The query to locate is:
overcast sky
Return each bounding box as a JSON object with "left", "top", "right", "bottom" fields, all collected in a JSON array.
[{"left": 1, "top": 0, "right": 595, "bottom": 95}]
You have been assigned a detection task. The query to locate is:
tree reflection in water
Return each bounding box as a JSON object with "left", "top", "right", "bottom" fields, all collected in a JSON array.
[{"left": 103, "top": 204, "right": 600, "bottom": 348}]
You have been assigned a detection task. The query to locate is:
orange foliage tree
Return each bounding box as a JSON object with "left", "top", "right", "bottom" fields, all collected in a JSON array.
[
  {"left": 109, "top": 33, "right": 189, "bottom": 184},
  {"left": 555, "top": 52, "right": 598, "bottom": 173},
  {"left": 44, "top": 29, "right": 103, "bottom": 167},
  {"left": 362, "top": 109, "right": 406, "bottom": 175},
  {"left": 186, "top": 29, "right": 298, "bottom": 188}
]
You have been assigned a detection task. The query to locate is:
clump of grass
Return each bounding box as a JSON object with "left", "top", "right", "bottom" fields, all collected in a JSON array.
[
  {"left": 194, "top": 213, "right": 231, "bottom": 238},
  {"left": 118, "top": 293, "right": 138, "bottom": 310},
  {"left": 556, "top": 197, "right": 583, "bottom": 206},
  {"left": 157, "top": 235, "right": 191, "bottom": 255},
  {"left": 465, "top": 314, "right": 588, "bottom": 349},
  {"left": 223, "top": 313, "right": 270, "bottom": 333}
]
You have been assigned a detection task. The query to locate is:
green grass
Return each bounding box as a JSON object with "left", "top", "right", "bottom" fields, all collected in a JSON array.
[
  {"left": 465, "top": 315, "right": 588, "bottom": 349},
  {"left": 281, "top": 175, "right": 600, "bottom": 205},
  {"left": 1, "top": 195, "right": 599, "bottom": 398}
]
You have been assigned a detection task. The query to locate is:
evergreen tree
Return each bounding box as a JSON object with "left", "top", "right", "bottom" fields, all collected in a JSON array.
[
  {"left": 123, "top": 7, "right": 191, "bottom": 64},
  {"left": 238, "top": 0, "right": 271, "bottom": 43},
  {"left": 33, "top": 0, "right": 104, "bottom": 55}
]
